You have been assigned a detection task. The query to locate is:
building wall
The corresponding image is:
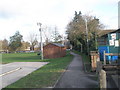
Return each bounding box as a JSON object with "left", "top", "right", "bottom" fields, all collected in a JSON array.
[
  {"left": 98, "top": 30, "right": 120, "bottom": 61},
  {"left": 43, "top": 44, "right": 66, "bottom": 59},
  {"left": 97, "top": 37, "right": 108, "bottom": 46}
]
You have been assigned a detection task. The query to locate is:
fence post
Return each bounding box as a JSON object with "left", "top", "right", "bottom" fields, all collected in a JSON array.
[
  {"left": 96, "top": 61, "right": 102, "bottom": 74},
  {"left": 103, "top": 51, "right": 106, "bottom": 65},
  {"left": 99, "top": 69, "right": 107, "bottom": 89}
]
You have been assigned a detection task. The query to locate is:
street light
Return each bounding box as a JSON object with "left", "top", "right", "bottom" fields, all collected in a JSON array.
[
  {"left": 37, "top": 22, "right": 43, "bottom": 60},
  {"left": 94, "top": 18, "right": 99, "bottom": 50},
  {"left": 85, "top": 18, "right": 89, "bottom": 55}
]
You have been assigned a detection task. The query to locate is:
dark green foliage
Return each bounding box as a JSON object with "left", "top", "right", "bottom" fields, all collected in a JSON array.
[
  {"left": 66, "top": 11, "right": 104, "bottom": 54},
  {"left": 51, "top": 26, "right": 62, "bottom": 43},
  {"left": 9, "top": 31, "right": 23, "bottom": 52}
]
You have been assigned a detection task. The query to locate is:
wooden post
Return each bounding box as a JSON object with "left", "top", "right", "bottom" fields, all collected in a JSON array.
[
  {"left": 96, "top": 61, "right": 102, "bottom": 74},
  {"left": 97, "top": 54, "right": 100, "bottom": 62},
  {"left": 109, "top": 59, "right": 111, "bottom": 64},
  {"left": 99, "top": 69, "right": 107, "bottom": 89},
  {"left": 96, "top": 61, "right": 102, "bottom": 88},
  {"left": 103, "top": 51, "right": 106, "bottom": 65}
]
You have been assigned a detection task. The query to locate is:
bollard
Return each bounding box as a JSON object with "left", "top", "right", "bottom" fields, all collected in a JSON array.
[
  {"left": 99, "top": 69, "right": 107, "bottom": 89},
  {"left": 103, "top": 51, "right": 106, "bottom": 65}
]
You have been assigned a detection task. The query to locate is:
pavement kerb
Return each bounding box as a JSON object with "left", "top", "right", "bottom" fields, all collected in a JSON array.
[
  {"left": 53, "top": 61, "right": 72, "bottom": 88},
  {"left": 80, "top": 54, "right": 91, "bottom": 73},
  {"left": 53, "top": 53, "right": 73, "bottom": 88},
  {"left": 81, "top": 58, "right": 87, "bottom": 73},
  {"left": 0, "top": 67, "right": 21, "bottom": 77}
]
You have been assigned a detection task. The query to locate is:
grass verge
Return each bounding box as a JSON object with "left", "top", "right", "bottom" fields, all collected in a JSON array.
[{"left": 4, "top": 52, "right": 73, "bottom": 88}]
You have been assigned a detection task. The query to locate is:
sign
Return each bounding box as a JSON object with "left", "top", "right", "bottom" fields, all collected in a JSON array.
[
  {"left": 115, "top": 40, "right": 119, "bottom": 47},
  {"left": 111, "top": 33, "right": 116, "bottom": 40},
  {"left": 109, "top": 40, "right": 114, "bottom": 46}
]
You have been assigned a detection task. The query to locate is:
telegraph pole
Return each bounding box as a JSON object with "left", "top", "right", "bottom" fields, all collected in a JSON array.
[
  {"left": 37, "top": 23, "right": 43, "bottom": 60},
  {"left": 85, "top": 19, "right": 89, "bottom": 55}
]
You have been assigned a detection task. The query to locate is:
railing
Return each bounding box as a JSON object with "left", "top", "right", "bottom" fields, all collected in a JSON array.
[{"left": 103, "top": 51, "right": 120, "bottom": 65}]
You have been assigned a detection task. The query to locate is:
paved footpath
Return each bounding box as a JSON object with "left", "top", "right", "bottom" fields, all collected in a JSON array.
[
  {"left": 55, "top": 52, "right": 98, "bottom": 88},
  {"left": 0, "top": 62, "right": 49, "bottom": 89}
]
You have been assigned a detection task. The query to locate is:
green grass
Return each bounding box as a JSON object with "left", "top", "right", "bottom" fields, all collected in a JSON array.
[
  {"left": 2, "top": 53, "right": 42, "bottom": 63},
  {"left": 4, "top": 52, "right": 73, "bottom": 88}
]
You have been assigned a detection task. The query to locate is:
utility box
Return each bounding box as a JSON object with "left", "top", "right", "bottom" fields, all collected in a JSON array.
[{"left": 90, "top": 51, "right": 100, "bottom": 71}]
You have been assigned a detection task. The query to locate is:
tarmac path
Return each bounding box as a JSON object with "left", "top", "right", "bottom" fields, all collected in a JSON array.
[{"left": 55, "top": 52, "right": 98, "bottom": 88}]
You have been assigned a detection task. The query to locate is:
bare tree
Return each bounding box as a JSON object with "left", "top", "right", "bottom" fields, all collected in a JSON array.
[
  {"left": 28, "top": 33, "right": 38, "bottom": 51},
  {"left": 17, "top": 41, "right": 30, "bottom": 51},
  {"left": 2, "top": 39, "right": 9, "bottom": 52},
  {"left": 0, "top": 40, "right": 2, "bottom": 51}
]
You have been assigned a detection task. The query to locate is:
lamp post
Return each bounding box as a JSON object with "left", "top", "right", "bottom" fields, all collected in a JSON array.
[
  {"left": 85, "top": 19, "right": 89, "bottom": 55},
  {"left": 37, "top": 22, "right": 43, "bottom": 60},
  {"left": 94, "top": 18, "right": 99, "bottom": 50}
]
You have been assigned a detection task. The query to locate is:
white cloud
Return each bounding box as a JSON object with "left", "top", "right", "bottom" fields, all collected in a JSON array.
[{"left": 0, "top": 0, "right": 119, "bottom": 41}]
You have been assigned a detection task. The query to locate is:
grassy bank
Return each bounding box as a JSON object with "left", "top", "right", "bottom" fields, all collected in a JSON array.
[
  {"left": 5, "top": 52, "right": 73, "bottom": 88},
  {"left": 72, "top": 50, "right": 91, "bottom": 72},
  {"left": 2, "top": 53, "right": 41, "bottom": 64}
]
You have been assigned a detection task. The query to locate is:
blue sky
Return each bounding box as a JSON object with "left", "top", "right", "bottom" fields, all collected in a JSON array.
[{"left": 0, "top": 0, "right": 119, "bottom": 42}]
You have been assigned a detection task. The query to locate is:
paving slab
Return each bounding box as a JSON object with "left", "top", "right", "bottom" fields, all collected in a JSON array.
[
  {"left": 107, "top": 75, "right": 120, "bottom": 88},
  {"left": 0, "top": 62, "right": 49, "bottom": 89}
]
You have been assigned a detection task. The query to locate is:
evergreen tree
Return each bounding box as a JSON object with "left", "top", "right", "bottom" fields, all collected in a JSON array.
[{"left": 9, "top": 31, "right": 23, "bottom": 52}]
